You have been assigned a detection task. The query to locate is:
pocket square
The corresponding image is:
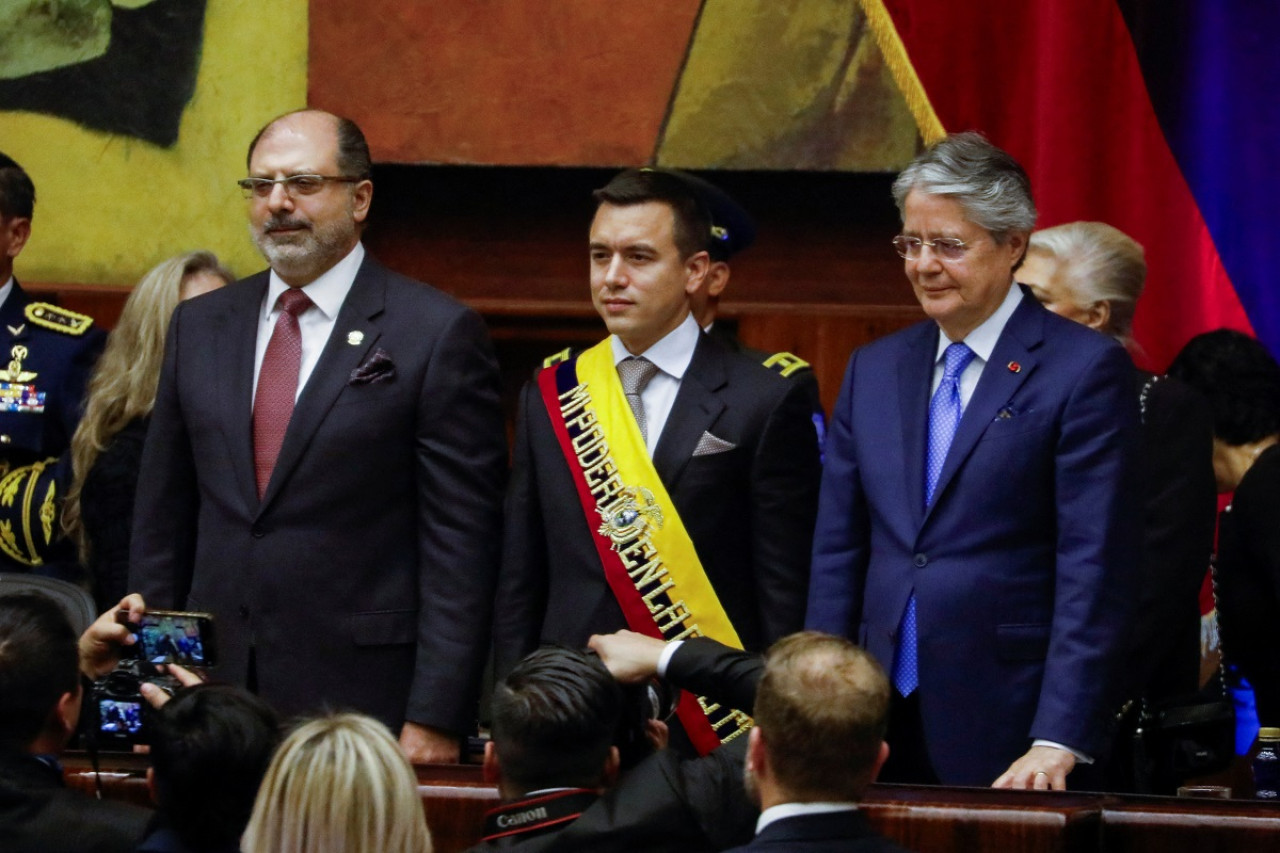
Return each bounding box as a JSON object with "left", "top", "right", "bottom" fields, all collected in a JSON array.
[
  {"left": 693, "top": 431, "right": 736, "bottom": 456},
  {"left": 349, "top": 347, "right": 396, "bottom": 385}
]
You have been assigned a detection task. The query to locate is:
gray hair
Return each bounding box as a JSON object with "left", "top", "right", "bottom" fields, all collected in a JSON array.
[
  {"left": 891, "top": 132, "right": 1036, "bottom": 243},
  {"left": 1028, "top": 221, "right": 1146, "bottom": 341}
]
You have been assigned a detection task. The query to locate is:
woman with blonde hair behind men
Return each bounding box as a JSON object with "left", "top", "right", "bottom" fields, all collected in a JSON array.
[
  {"left": 241, "top": 712, "right": 433, "bottom": 853},
  {"left": 63, "top": 250, "right": 232, "bottom": 611}
]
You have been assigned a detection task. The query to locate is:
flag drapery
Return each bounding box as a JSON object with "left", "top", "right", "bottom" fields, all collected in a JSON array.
[{"left": 860, "top": 0, "right": 1274, "bottom": 370}]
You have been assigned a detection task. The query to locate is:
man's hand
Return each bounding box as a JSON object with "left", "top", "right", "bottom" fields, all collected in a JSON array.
[
  {"left": 79, "top": 593, "right": 147, "bottom": 679},
  {"left": 587, "top": 630, "right": 667, "bottom": 683},
  {"left": 399, "top": 721, "right": 459, "bottom": 764},
  {"left": 139, "top": 663, "right": 204, "bottom": 709},
  {"left": 992, "top": 745, "right": 1077, "bottom": 791}
]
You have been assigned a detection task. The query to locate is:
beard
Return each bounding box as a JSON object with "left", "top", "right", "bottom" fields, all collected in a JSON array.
[{"left": 251, "top": 208, "right": 357, "bottom": 282}]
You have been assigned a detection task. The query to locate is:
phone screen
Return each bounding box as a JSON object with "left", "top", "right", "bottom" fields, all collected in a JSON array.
[{"left": 136, "top": 612, "right": 214, "bottom": 666}]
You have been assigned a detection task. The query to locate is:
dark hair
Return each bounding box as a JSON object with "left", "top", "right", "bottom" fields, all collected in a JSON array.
[
  {"left": 0, "top": 152, "right": 35, "bottom": 220},
  {"left": 245, "top": 111, "right": 372, "bottom": 179},
  {"left": 0, "top": 593, "right": 79, "bottom": 751},
  {"left": 753, "top": 632, "right": 889, "bottom": 801},
  {"left": 150, "top": 684, "right": 281, "bottom": 852},
  {"left": 592, "top": 169, "right": 711, "bottom": 260},
  {"left": 1167, "top": 329, "right": 1280, "bottom": 446},
  {"left": 491, "top": 647, "right": 622, "bottom": 794}
]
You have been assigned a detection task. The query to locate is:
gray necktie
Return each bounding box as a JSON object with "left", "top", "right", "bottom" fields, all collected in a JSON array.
[{"left": 617, "top": 356, "right": 660, "bottom": 442}]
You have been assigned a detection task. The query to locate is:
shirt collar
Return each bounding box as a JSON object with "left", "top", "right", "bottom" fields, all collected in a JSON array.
[
  {"left": 934, "top": 281, "right": 1022, "bottom": 364},
  {"left": 264, "top": 241, "right": 365, "bottom": 321},
  {"left": 756, "top": 801, "right": 858, "bottom": 835},
  {"left": 610, "top": 312, "right": 700, "bottom": 381},
  {"left": 0, "top": 276, "right": 14, "bottom": 313}
]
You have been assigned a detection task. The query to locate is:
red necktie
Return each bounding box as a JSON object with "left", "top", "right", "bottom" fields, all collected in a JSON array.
[{"left": 253, "top": 288, "right": 312, "bottom": 498}]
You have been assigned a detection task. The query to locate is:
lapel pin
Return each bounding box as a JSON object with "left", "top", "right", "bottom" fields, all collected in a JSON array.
[
  {"left": 347, "top": 331, "right": 364, "bottom": 346},
  {"left": 1007, "top": 361, "right": 1021, "bottom": 373},
  {"left": 7, "top": 325, "right": 23, "bottom": 337}
]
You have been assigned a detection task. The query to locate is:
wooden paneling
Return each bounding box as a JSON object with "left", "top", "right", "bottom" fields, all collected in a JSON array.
[{"left": 66, "top": 756, "right": 1280, "bottom": 853}]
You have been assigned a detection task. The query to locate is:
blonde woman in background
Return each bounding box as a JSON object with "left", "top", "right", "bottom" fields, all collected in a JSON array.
[
  {"left": 63, "top": 251, "right": 232, "bottom": 611},
  {"left": 1019, "top": 222, "right": 1218, "bottom": 793},
  {"left": 241, "top": 713, "right": 433, "bottom": 853}
]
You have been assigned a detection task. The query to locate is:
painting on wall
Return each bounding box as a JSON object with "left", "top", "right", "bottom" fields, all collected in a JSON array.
[
  {"left": 0, "top": 0, "right": 207, "bottom": 147},
  {"left": 309, "top": 0, "right": 920, "bottom": 171}
]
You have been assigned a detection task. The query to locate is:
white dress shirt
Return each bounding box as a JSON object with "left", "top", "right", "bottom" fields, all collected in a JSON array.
[
  {"left": 756, "top": 802, "right": 859, "bottom": 835},
  {"left": 252, "top": 242, "right": 365, "bottom": 405},
  {"left": 929, "top": 281, "right": 1022, "bottom": 406},
  {"left": 0, "top": 277, "right": 14, "bottom": 313},
  {"left": 609, "top": 312, "right": 700, "bottom": 456}
]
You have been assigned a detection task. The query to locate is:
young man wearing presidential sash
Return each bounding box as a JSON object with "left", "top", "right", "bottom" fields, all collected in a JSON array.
[{"left": 494, "top": 169, "right": 821, "bottom": 754}]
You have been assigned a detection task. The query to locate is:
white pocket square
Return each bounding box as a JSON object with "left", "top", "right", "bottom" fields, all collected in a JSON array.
[{"left": 693, "top": 431, "right": 736, "bottom": 456}]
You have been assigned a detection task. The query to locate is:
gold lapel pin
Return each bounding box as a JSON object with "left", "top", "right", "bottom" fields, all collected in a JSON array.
[{"left": 347, "top": 331, "right": 364, "bottom": 346}]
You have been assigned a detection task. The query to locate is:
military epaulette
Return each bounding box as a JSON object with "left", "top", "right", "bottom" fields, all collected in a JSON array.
[
  {"left": 542, "top": 347, "right": 575, "bottom": 369},
  {"left": 25, "top": 302, "right": 94, "bottom": 336},
  {"left": 761, "top": 351, "right": 811, "bottom": 378}
]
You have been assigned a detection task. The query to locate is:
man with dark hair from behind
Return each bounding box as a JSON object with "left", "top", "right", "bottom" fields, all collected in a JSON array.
[
  {"left": 139, "top": 683, "right": 281, "bottom": 853},
  {"left": 470, "top": 644, "right": 756, "bottom": 852},
  {"left": 0, "top": 592, "right": 149, "bottom": 852}
]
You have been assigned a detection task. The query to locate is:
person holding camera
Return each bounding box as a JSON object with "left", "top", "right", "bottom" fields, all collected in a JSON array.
[{"left": 0, "top": 591, "right": 150, "bottom": 852}]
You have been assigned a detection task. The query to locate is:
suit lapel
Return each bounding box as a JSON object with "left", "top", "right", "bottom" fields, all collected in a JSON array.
[
  {"left": 898, "top": 322, "right": 937, "bottom": 526},
  {"left": 220, "top": 275, "right": 268, "bottom": 515},
  {"left": 651, "top": 334, "right": 726, "bottom": 489},
  {"left": 924, "top": 294, "right": 1043, "bottom": 522},
  {"left": 256, "top": 258, "right": 385, "bottom": 514}
]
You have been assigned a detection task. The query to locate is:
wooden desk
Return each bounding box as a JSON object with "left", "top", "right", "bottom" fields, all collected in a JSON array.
[{"left": 63, "top": 754, "right": 1280, "bottom": 853}]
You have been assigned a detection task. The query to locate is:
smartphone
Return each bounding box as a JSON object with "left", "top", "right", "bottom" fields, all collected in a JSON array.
[{"left": 130, "top": 609, "right": 217, "bottom": 668}]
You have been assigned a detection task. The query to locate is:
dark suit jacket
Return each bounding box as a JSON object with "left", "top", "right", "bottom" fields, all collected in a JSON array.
[
  {"left": 1128, "top": 374, "right": 1217, "bottom": 701},
  {"left": 466, "top": 637, "right": 762, "bottom": 853},
  {"left": 722, "top": 810, "right": 911, "bottom": 853},
  {"left": 806, "top": 289, "right": 1141, "bottom": 786},
  {"left": 494, "top": 332, "right": 821, "bottom": 674},
  {"left": 1217, "top": 444, "right": 1280, "bottom": 726},
  {"left": 129, "top": 255, "right": 507, "bottom": 733},
  {"left": 0, "top": 751, "right": 149, "bottom": 853}
]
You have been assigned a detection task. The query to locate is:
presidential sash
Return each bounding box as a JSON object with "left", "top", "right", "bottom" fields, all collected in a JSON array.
[{"left": 538, "top": 340, "right": 752, "bottom": 755}]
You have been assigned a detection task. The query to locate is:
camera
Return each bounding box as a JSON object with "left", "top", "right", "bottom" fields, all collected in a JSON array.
[
  {"left": 88, "top": 609, "right": 216, "bottom": 748},
  {"left": 90, "top": 659, "right": 181, "bottom": 747}
]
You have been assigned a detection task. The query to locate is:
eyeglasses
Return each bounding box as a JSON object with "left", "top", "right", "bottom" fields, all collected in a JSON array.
[
  {"left": 892, "top": 235, "right": 975, "bottom": 262},
  {"left": 237, "top": 174, "right": 364, "bottom": 200}
]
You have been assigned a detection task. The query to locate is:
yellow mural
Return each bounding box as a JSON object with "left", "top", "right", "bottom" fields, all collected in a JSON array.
[
  {"left": 657, "top": 0, "right": 920, "bottom": 171},
  {"left": 0, "top": 0, "right": 308, "bottom": 287}
]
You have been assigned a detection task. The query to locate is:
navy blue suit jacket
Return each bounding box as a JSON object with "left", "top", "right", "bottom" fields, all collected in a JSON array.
[{"left": 806, "top": 288, "right": 1140, "bottom": 786}]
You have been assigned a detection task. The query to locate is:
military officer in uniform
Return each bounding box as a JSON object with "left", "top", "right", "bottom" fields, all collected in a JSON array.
[
  {"left": 674, "top": 170, "right": 826, "bottom": 448},
  {"left": 0, "top": 153, "right": 106, "bottom": 574}
]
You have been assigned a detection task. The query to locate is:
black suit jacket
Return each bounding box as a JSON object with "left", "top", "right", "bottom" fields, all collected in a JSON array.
[
  {"left": 1128, "top": 374, "right": 1217, "bottom": 701},
  {"left": 722, "top": 810, "right": 911, "bottom": 853},
  {"left": 494, "top": 332, "right": 821, "bottom": 673},
  {"left": 129, "top": 255, "right": 507, "bottom": 733},
  {"left": 466, "top": 637, "right": 762, "bottom": 853},
  {"left": 0, "top": 751, "right": 149, "bottom": 853}
]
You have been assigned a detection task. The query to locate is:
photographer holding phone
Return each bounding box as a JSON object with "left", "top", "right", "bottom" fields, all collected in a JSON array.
[{"left": 0, "top": 591, "right": 150, "bottom": 853}]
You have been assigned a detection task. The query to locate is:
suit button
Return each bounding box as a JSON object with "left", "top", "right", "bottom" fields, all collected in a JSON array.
[
  {"left": 914, "top": 553, "right": 928, "bottom": 567},
  {"left": 251, "top": 525, "right": 264, "bottom": 538},
  {"left": 239, "top": 605, "right": 250, "bottom": 618}
]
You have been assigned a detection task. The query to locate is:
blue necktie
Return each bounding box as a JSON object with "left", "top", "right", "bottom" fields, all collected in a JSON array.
[{"left": 893, "top": 341, "right": 976, "bottom": 696}]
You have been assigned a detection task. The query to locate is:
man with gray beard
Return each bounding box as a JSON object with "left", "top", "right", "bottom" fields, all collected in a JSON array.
[{"left": 129, "top": 110, "right": 507, "bottom": 763}]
